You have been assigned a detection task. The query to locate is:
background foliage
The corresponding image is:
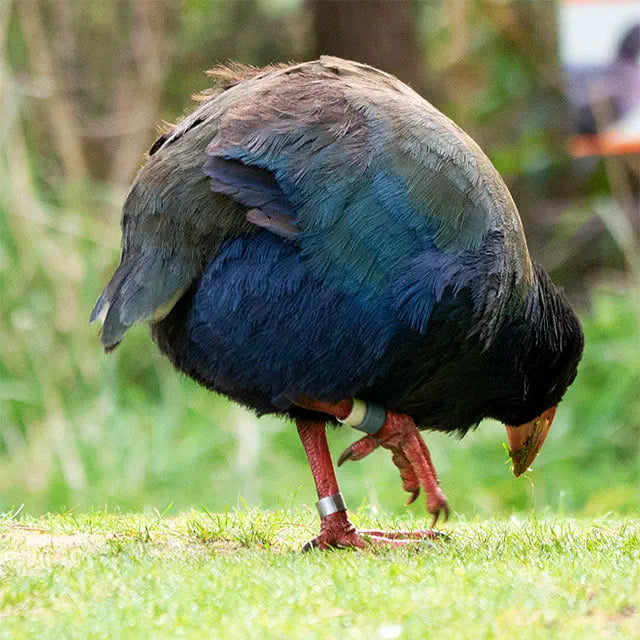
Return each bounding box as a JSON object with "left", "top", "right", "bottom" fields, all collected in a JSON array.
[{"left": 0, "top": 0, "right": 638, "bottom": 518}]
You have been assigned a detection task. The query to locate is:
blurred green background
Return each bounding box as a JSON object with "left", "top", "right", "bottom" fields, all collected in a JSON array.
[{"left": 0, "top": 0, "right": 638, "bottom": 518}]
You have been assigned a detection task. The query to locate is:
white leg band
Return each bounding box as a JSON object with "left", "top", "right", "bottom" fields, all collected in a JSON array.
[
  {"left": 337, "top": 398, "right": 386, "bottom": 435},
  {"left": 337, "top": 398, "right": 368, "bottom": 427}
]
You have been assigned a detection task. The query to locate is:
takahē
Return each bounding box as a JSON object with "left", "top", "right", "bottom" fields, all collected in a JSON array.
[{"left": 92, "top": 57, "right": 584, "bottom": 549}]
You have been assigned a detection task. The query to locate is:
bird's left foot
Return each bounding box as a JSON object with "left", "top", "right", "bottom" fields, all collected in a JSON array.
[
  {"left": 303, "top": 511, "right": 442, "bottom": 551},
  {"left": 338, "top": 411, "right": 450, "bottom": 526}
]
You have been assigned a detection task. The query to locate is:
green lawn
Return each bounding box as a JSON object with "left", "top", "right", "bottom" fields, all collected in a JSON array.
[{"left": 1, "top": 510, "right": 638, "bottom": 639}]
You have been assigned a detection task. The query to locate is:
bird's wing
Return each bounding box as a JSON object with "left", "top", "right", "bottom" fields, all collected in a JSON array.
[
  {"left": 92, "top": 57, "right": 532, "bottom": 350},
  {"left": 91, "top": 112, "right": 254, "bottom": 349},
  {"left": 203, "top": 57, "right": 532, "bottom": 336}
]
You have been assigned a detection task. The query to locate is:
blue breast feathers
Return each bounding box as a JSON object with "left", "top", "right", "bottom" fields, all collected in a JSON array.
[
  {"left": 185, "top": 227, "right": 500, "bottom": 409},
  {"left": 186, "top": 232, "right": 400, "bottom": 408}
]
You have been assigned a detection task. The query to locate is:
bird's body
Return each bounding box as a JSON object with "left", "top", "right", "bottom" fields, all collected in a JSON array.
[{"left": 94, "top": 57, "right": 583, "bottom": 548}]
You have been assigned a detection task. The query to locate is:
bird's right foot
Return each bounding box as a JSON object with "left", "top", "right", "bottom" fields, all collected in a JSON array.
[{"left": 338, "top": 410, "right": 450, "bottom": 526}]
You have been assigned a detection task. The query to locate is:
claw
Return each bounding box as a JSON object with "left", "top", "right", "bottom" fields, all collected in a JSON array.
[
  {"left": 337, "top": 447, "right": 352, "bottom": 467},
  {"left": 337, "top": 434, "right": 377, "bottom": 465},
  {"left": 302, "top": 538, "right": 317, "bottom": 552},
  {"left": 426, "top": 486, "right": 449, "bottom": 527},
  {"left": 405, "top": 489, "right": 419, "bottom": 506},
  {"left": 430, "top": 501, "right": 449, "bottom": 528}
]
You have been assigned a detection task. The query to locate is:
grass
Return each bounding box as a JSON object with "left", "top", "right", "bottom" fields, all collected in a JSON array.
[{"left": 1, "top": 509, "right": 639, "bottom": 639}]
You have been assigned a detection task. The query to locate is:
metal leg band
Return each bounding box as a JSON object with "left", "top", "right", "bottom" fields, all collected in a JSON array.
[{"left": 316, "top": 492, "right": 347, "bottom": 518}]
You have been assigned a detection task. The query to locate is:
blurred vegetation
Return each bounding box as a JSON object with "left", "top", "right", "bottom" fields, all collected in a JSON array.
[{"left": 0, "top": 0, "right": 638, "bottom": 517}]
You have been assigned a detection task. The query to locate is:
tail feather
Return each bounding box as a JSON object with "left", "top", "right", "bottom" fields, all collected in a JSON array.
[
  {"left": 101, "top": 304, "right": 129, "bottom": 352},
  {"left": 89, "top": 291, "right": 108, "bottom": 324},
  {"left": 90, "top": 255, "right": 134, "bottom": 319},
  {"left": 90, "top": 252, "right": 196, "bottom": 351}
]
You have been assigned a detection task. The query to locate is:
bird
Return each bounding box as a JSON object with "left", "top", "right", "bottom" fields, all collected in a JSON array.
[{"left": 92, "top": 57, "right": 584, "bottom": 550}]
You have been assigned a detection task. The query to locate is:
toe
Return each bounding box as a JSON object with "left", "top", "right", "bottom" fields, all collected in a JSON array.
[
  {"left": 358, "top": 529, "right": 442, "bottom": 540},
  {"left": 337, "top": 435, "right": 378, "bottom": 466},
  {"left": 427, "top": 488, "right": 449, "bottom": 526},
  {"left": 399, "top": 430, "right": 449, "bottom": 524},
  {"left": 405, "top": 488, "right": 420, "bottom": 505},
  {"left": 389, "top": 447, "right": 421, "bottom": 501}
]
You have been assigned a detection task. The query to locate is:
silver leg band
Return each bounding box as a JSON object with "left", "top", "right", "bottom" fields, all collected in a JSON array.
[{"left": 316, "top": 492, "right": 347, "bottom": 518}]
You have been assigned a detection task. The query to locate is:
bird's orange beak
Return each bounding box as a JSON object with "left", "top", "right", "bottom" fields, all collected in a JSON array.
[{"left": 505, "top": 406, "right": 557, "bottom": 477}]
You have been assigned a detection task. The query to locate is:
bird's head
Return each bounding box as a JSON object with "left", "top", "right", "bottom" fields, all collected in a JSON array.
[
  {"left": 505, "top": 406, "right": 557, "bottom": 477},
  {"left": 497, "top": 266, "right": 584, "bottom": 477}
]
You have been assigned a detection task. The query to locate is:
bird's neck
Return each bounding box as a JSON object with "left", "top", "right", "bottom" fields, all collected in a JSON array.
[{"left": 485, "top": 264, "right": 584, "bottom": 426}]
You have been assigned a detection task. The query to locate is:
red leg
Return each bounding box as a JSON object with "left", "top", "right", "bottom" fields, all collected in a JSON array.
[
  {"left": 297, "top": 419, "right": 363, "bottom": 550},
  {"left": 298, "top": 399, "right": 449, "bottom": 526},
  {"left": 297, "top": 419, "right": 441, "bottom": 550}
]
